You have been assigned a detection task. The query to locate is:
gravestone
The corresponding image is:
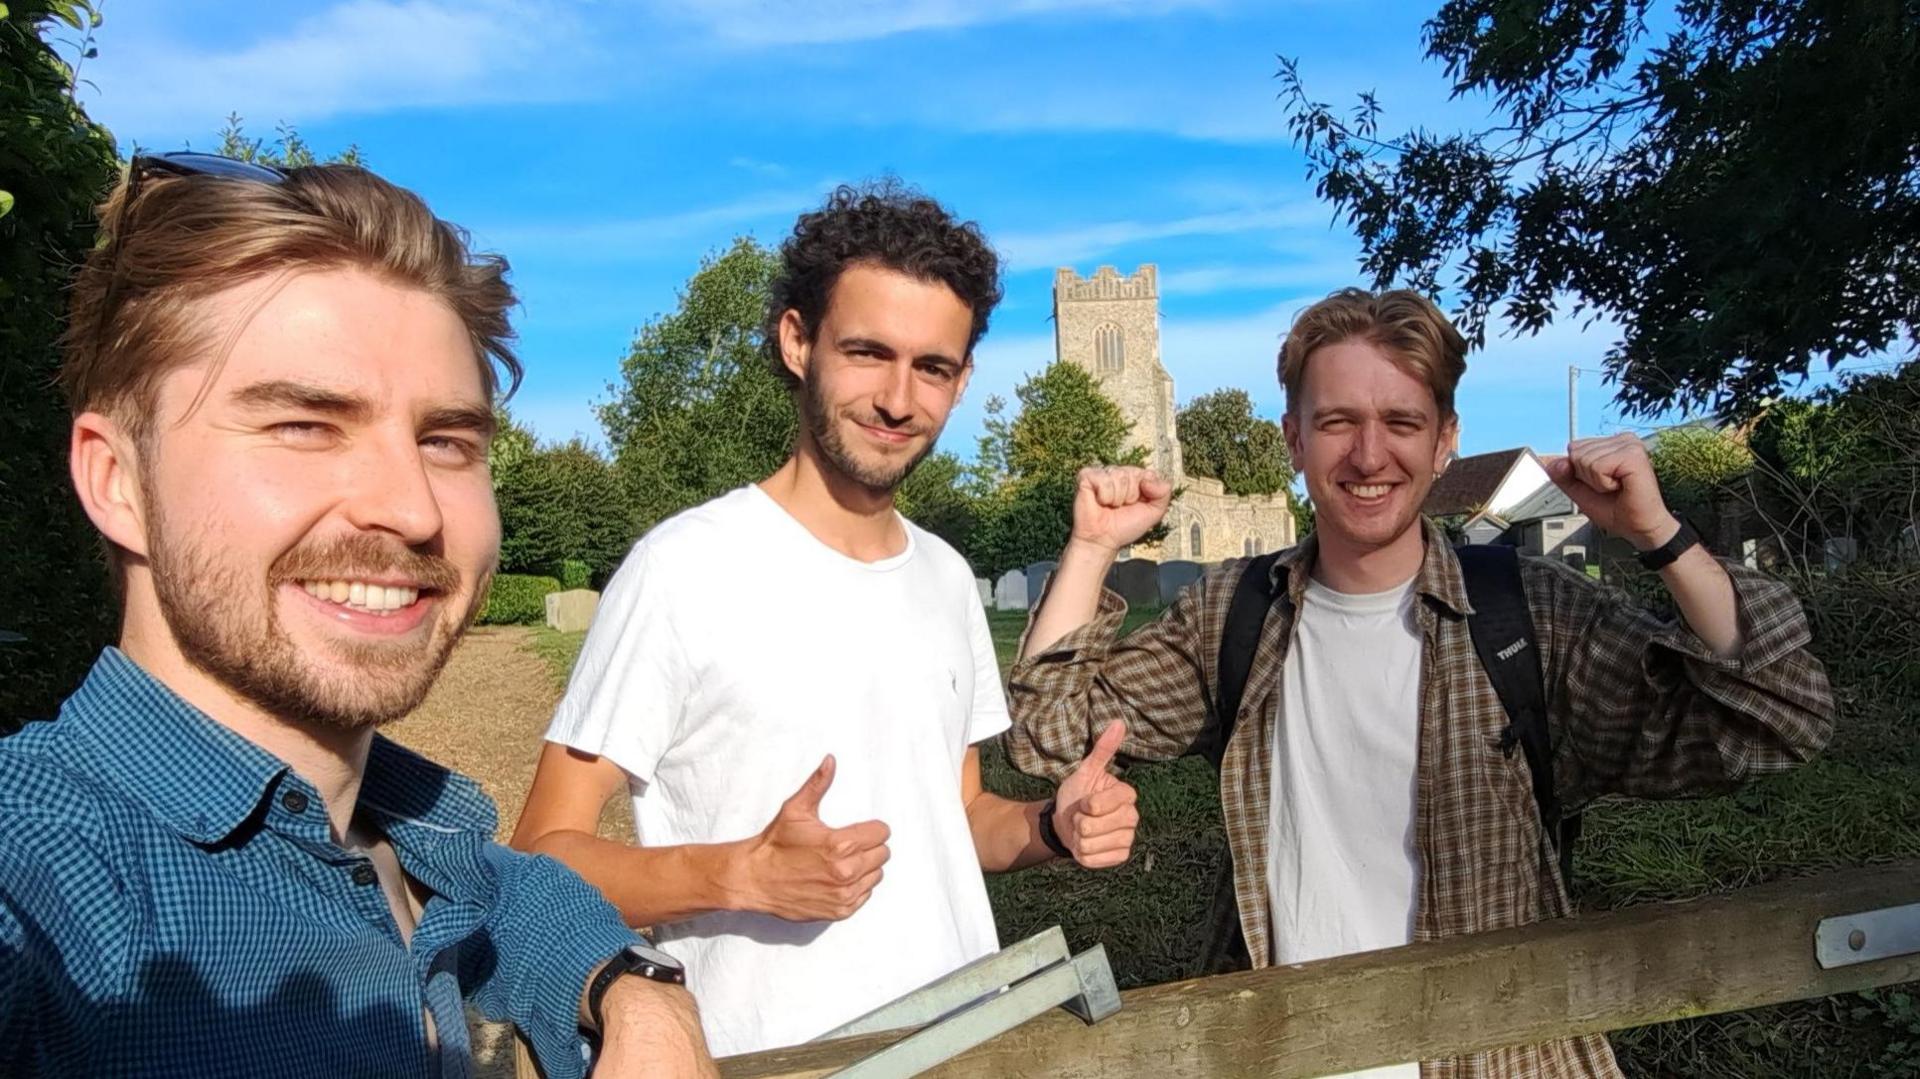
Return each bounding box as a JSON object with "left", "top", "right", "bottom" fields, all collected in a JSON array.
[
  {"left": 1107, "top": 559, "right": 1161, "bottom": 609},
  {"left": 994, "top": 570, "right": 1029, "bottom": 612},
  {"left": 1823, "top": 536, "right": 1860, "bottom": 572},
  {"left": 1025, "top": 561, "right": 1058, "bottom": 601},
  {"left": 976, "top": 577, "right": 992, "bottom": 607},
  {"left": 1157, "top": 560, "right": 1203, "bottom": 606},
  {"left": 544, "top": 589, "right": 600, "bottom": 634}
]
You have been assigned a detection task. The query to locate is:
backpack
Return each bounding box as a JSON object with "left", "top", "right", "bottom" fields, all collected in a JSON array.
[{"left": 1195, "top": 543, "right": 1579, "bottom": 972}]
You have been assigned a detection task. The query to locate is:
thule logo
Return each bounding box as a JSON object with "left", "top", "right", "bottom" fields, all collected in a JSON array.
[{"left": 1497, "top": 639, "right": 1529, "bottom": 662}]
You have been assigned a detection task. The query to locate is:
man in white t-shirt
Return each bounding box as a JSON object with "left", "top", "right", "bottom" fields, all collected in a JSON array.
[
  {"left": 1006, "top": 289, "right": 1832, "bottom": 1078},
  {"left": 509, "top": 183, "right": 1141, "bottom": 1059}
]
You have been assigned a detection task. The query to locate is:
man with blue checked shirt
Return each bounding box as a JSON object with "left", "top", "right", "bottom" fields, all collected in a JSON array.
[{"left": 0, "top": 154, "right": 713, "bottom": 1077}]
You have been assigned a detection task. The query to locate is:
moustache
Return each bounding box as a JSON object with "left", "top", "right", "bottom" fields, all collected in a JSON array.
[{"left": 270, "top": 535, "right": 462, "bottom": 593}]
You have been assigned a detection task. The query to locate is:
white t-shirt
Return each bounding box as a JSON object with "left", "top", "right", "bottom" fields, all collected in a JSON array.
[
  {"left": 1267, "top": 574, "right": 1422, "bottom": 1079},
  {"left": 547, "top": 485, "right": 1009, "bottom": 1058}
]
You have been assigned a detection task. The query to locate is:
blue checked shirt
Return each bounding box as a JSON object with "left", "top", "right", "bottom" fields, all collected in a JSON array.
[{"left": 0, "top": 649, "right": 645, "bottom": 1078}]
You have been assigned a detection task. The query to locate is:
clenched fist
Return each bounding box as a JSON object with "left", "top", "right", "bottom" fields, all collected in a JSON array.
[
  {"left": 1071, "top": 466, "right": 1173, "bottom": 553},
  {"left": 1546, "top": 434, "right": 1681, "bottom": 550}
]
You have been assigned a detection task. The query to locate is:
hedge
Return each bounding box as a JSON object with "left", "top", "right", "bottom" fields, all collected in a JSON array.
[
  {"left": 479, "top": 574, "right": 560, "bottom": 625},
  {"left": 557, "top": 559, "right": 592, "bottom": 591}
]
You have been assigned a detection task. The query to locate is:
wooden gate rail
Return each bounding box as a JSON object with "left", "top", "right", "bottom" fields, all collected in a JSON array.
[{"left": 721, "top": 861, "right": 1920, "bottom": 1079}]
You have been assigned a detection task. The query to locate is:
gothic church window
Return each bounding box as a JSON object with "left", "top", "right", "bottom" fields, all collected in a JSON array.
[
  {"left": 1095, "top": 323, "right": 1124, "bottom": 372},
  {"left": 1190, "top": 523, "right": 1203, "bottom": 558}
]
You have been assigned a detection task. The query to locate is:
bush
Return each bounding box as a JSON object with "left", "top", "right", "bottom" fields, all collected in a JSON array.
[
  {"left": 1, "top": 3, "right": 123, "bottom": 729},
  {"left": 557, "top": 560, "right": 591, "bottom": 591},
  {"left": 478, "top": 574, "right": 559, "bottom": 625}
]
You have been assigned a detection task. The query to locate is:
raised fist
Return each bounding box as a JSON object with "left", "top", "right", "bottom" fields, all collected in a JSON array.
[{"left": 1071, "top": 466, "right": 1173, "bottom": 553}]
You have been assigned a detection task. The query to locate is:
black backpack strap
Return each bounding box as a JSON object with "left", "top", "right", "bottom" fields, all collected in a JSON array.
[
  {"left": 1201, "top": 551, "right": 1285, "bottom": 768},
  {"left": 1454, "top": 544, "right": 1577, "bottom": 884},
  {"left": 1194, "top": 551, "right": 1284, "bottom": 974}
]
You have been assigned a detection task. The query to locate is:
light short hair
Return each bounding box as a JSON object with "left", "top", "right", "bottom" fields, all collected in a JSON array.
[
  {"left": 61, "top": 162, "right": 520, "bottom": 440},
  {"left": 1279, "top": 288, "right": 1467, "bottom": 419}
]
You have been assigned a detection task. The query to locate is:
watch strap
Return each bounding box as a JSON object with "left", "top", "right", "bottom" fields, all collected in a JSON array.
[
  {"left": 1636, "top": 520, "right": 1702, "bottom": 571},
  {"left": 1038, "top": 797, "right": 1073, "bottom": 860},
  {"left": 588, "top": 944, "right": 686, "bottom": 1037}
]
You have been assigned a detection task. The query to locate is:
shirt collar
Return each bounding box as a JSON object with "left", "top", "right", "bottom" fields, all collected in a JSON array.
[
  {"left": 62, "top": 649, "right": 497, "bottom": 846},
  {"left": 62, "top": 648, "right": 290, "bottom": 845},
  {"left": 1270, "top": 518, "right": 1474, "bottom": 617}
]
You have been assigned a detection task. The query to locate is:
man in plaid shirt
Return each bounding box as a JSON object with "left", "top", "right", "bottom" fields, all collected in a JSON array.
[{"left": 1006, "top": 288, "right": 1835, "bottom": 1077}]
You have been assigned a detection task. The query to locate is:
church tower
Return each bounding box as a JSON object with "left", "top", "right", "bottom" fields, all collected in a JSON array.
[
  {"left": 1052, "top": 265, "right": 1184, "bottom": 481},
  {"left": 1049, "top": 263, "right": 1298, "bottom": 564}
]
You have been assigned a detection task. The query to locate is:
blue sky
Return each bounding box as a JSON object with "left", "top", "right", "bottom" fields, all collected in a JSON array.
[{"left": 70, "top": 0, "right": 1856, "bottom": 463}]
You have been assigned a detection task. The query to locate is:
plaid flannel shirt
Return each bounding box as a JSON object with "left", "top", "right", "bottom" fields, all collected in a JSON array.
[{"left": 1006, "top": 522, "right": 1835, "bottom": 1078}]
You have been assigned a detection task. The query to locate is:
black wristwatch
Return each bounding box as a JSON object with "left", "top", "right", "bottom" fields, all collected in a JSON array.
[
  {"left": 587, "top": 942, "right": 686, "bottom": 1036},
  {"left": 1635, "top": 519, "right": 1702, "bottom": 572},
  {"left": 1038, "top": 797, "right": 1073, "bottom": 860}
]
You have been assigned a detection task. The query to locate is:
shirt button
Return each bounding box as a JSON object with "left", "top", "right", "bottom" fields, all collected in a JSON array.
[
  {"left": 280, "top": 790, "right": 309, "bottom": 814},
  {"left": 351, "top": 863, "right": 378, "bottom": 887}
]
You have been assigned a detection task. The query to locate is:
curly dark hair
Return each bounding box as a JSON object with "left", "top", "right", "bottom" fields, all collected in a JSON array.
[{"left": 762, "top": 180, "right": 1003, "bottom": 388}]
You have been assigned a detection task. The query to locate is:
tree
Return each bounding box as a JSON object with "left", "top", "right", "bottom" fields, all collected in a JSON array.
[
  {"left": 895, "top": 451, "right": 979, "bottom": 559},
  {"left": 970, "top": 362, "right": 1148, "bottom": 574},
  {"left": 494, "top": 439, "right": 636, "bottom": 585},
  {"left": 212, "top": 113, "right": 364, "bottom": 168},
  {"left": 1278, "top": 1, "right": 1920, "bottom": 419},
  {"left": 488, "top": 406, "right": 538, "bottom": 477},
  {"left": 1648, "top": 425, "right": 1753, "bottom": 510},
  {"left": 598, "top": 238, "right": 794, "bottom": 533},
  {"left": 1743, "top": 362, "right": 1920, "bottom": 562},
  {"left": 1176, "top": 389, "right": 1291, "bottom": 496},
  {"left": 1, "top": 1, "right": 122, "bottom": 726}
]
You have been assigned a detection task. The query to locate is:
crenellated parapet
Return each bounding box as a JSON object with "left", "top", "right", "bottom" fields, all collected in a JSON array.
[{"left": 1054, "top": 265, "right": 1158, "bottom": 303}]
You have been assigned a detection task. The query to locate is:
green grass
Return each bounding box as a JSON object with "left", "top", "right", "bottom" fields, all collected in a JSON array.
[
  {"left": 526, "top": 626, "right": 587, "bottom": 692},
  {"left": 524, "top": 600, "right": 1920, "bottom": 1073}
]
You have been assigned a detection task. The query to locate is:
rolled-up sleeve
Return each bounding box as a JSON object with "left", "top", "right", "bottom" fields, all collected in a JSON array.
[
  {"left": 1006, "top": 576, "right": 1217, "bottom": 781},
  {"left": 1531, "top": 557, "right": 1836, "bottom": 806},
  {"left": 467, "top": 846, "right": 645, "bottom": 1079}
]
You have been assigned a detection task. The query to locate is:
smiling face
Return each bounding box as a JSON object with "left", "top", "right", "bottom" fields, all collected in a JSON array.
[
  {"left": 1284, "top": 338, "right": 1458, "bottom": 556},
  {"left": 783, "top": 262, "right": 974, "bottom": 494},
  {"left": 111, "top": 268, "right": 499, "bottom": 730}
]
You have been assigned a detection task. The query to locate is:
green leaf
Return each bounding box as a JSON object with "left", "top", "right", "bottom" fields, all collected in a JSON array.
[
  {"left": 0, "top": 4, "right": 12, "bottom": 22},
  {"left": 51, "top": 1, "right": 86, "bottom": 31},
  {"left": 0, "top": 190, "right": 13, "bottom": 221}
]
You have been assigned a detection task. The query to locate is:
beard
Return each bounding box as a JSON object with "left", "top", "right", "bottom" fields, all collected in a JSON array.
[
  {"left": 802, "top": 368, "right": 937, "bottom": 494},
  {"left": 147, "top": 503, "right": 477, "bottom": 733}
]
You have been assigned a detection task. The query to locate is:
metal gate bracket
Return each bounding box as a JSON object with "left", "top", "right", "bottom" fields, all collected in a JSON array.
[
  {"left": 812, "top": 927, "right": 1120, "bottom": 1078},
  {"left": 1814, "top": 901, "right": 1920, "bottom": 969}
]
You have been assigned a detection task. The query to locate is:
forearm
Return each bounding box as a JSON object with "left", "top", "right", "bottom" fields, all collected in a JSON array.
[
  {"left": 966, "top": 792, "right": 1055, "bottom": 873},
  {"left": 527, "top": 830, "right": 756, "bottom": 927},
  {"left": 590, "top": 979, "right": 717, "bottom": 1078},
  {"left": 1652, "top": 525, "right": 1744, "bottom": 659},
  {"left": 1021, "top": 538, "right": 1119, "bottom": 659}
]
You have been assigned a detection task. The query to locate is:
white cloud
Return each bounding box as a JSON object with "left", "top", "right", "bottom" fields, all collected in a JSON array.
[
  {"left": 478, "top": 185, "right": 833, "bottom": 263},
  {"left": 651, "top": 0, "right": 1223, "bottom": 47},
  {"left": 82, "top": 0, "right": 596, "bottom": 136},
  {"left": 995, "top": 202, "right": 1329, "bottom": 271}
]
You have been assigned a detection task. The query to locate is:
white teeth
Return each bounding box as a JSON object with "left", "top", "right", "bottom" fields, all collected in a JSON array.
[{"left": 298, "top": 579, "right": 423, "bottom": 614}]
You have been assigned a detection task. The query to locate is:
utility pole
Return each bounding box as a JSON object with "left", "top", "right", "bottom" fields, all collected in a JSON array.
[{"left": 1567, "top": 365, "right": 1578, "bottom": 446}]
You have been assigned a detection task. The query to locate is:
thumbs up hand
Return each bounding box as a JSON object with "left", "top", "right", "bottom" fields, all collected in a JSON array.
[
  {"left": 742, "top": 755, "right": 891, "bottom": 922},
  {"left": 1050, "top": 721, "right": 1140, "bottom": 869}
]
